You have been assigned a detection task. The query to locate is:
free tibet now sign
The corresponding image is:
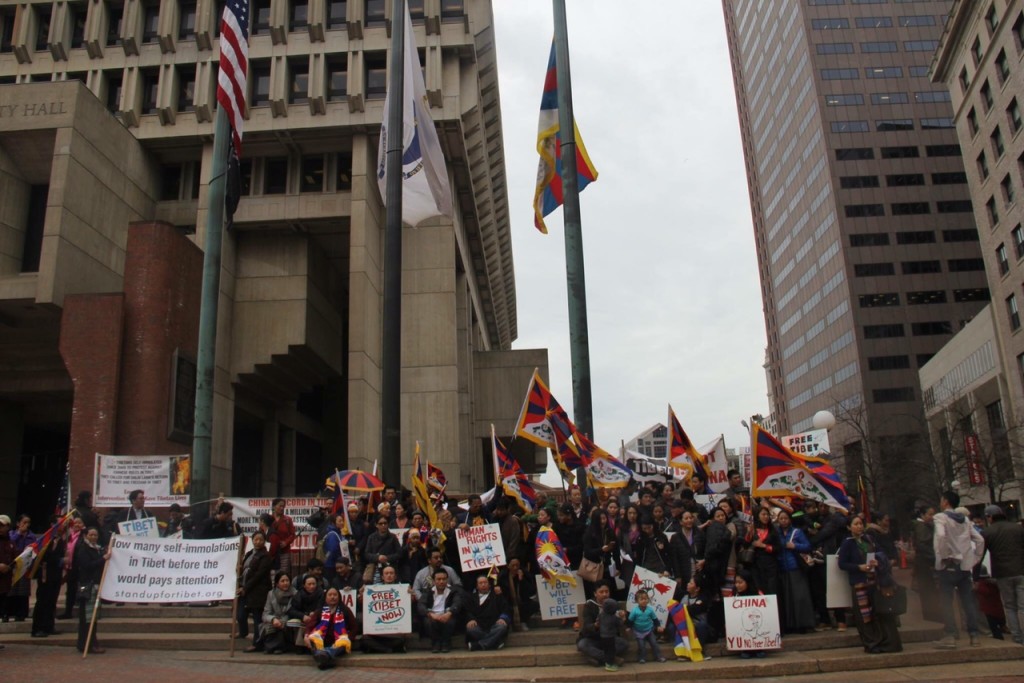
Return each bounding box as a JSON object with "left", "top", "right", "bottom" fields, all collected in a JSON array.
[{"left": 362, "top": 584, "right": 412, "bottom": 635}]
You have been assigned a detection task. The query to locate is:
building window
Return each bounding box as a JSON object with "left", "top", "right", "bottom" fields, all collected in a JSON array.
[
  {"left": 900, "top": 15, "right": 935, "bottom": 27},
  {"left": 982, "top": 80, "right": 994, "bottom": 110},
  {"left": 861, "top": 41, "right": 897, "bottom": 53},
  {"left": 1008, "top": 294, "right": 1021, "bottom": 330},
  {"left": 252, "top": 0, "right": 271, "bottom": 34},
  {"left": 365, "top": 0, "right": 385, "bottom": 26},
  {"left": 291, "top": 0, "right": 308, "bottom": 31},
  {"left": 854, "top": 262, "right": 895, "bottom": 276},
  {"left": 440, "top": 0, "right": 463, "bottom": 20},
  {"left": 921, "top": 117, "right": 954, "bottom": 129},
  {"left": 901, "top": 260, "right": 941, "bottom": 274},
  {"left": 904, "top": 40, "right": 938, "bottom": 52},
  {"left": 300, "top": 155, "right": 324, "bottom": 192},
  {"left": 849, "top": 233, "right": 890, "bottom": 246},
  {"left": 865, "top": 66, "right": 902, "bottom": 78},
  {"left": 896, "top": 230, "right": 935, "bottom": 244},
  {"left": 337, "top": 152, "right": 352, "bottom": 190},
  {"left": 954, "top": 288, "right": 991, "bottom": 302},
  {"left": 914, "top": 91, "right": 950, "bottom": 103},
  {"left": 859, "top": 293, "right": 900, "bottom": 308},
  {"left": 886, "top": 173, "right": 924, "bottom": 187},
  {"left": 840, "top": 175, "right": 880, "bottom": 188},
  {"left": 988, "top": 196, "right": 1000, "bottom": 225},
  {"left": 20, "top": 185, "right": 49, "bottom": 273},
  {"left": 832, "top": 120, "right": 870, "bottom": 133},
  {"left": 250, "top": 61, "right": 271, "bottom": 107},
  {"left": 264, "top": 157, "right": 288, "bottom": 194},
  {"left": 0, "top": 8, "right": 14, "bottom": 53},
  {"left": 827, "top": 94, "right": 865, "bottom": 106},
  {"left": 845, "top": 203, "right": 885, "bottom": 217},
  {"left": 327, "top": 56, "right": 347, "bottom": 100},
  {"left": 813, "top": 18, "right": 850, "bottom": 29},
  {"left": 1002, "top": 174, "right": 1015, "bottom": 205},
  {"left": 972, "top": 36, "right": 984, "bottom": 65},
  {"left": 997, "top": 49, "right": 1010, "bottom": 83},
  {"left": 108, "top": 2, "right": 124, "bottom": 46},
  {"left": 960, "top": 66, "right": 971, "bottom": 91},
  {"left": 179, "top": 1, "right": 197, "bottom": 40},
  {"left": 871, "top": 92, "right": 908, "bottom": 105},
  {"left": 328, "top": 0, "right": 347, "bottom": 28},
  {"left": 911, "top": 321, "right": 953, "bottom": 336},
  {"left": 289, "top": 60, "right": 308, "bottom": 103},
  {"left": 979, "top": 151, "right": 989, "bottom": 179},
  {"left": 141, "top": 68, "right": 159, "bottom": 114},
  {"left": 177, "top": 67, "right": 195, "bottom": 112},
  {"left": 106, "top": 70, "right": 123, "bottom": 112},
  {"left": 949, "top": 258, "right": 987, "bottom": 271},
  {"left": 35, "top": 4, "right": 52, "bottom": 51},
  {"left": 817, "top": 42, "right": 854, "bottom": 54},
  {"left": 1013, "top": 224, "right": 1024, "bottom": 260},
  {"left": 864, "top": 324, "right": 905, "bottom": 338},
  {"left": 1016, "top": 12, "right": 1024, "bottom": 51},
  {"left": 927, "top": 144, "right": 961, "bottom": 157},
  {"left": 1009, "top": 99, "right": 1023, "bottom": 134},
  {"left": 931, "top": 172, "right": 967, "bottom": 185},
  {"left": 998, "top": 243, "right": 1010, "bottom": 275},
  {"left": 891, "top": 202, "right": 929, "bottom": 215},
  {"left": 822, "top": 68, "right": 860, "bottom": 80},
  {"left": 876, "top": 118, "right": 914, "bottom": 131},
  {"left": 943, "top": 229, "right": 979, "bottom": 242},
  {"left": 142, "top": 2, "right": 160, "bottom": 43},
  {"left": 881, "top": 146, "right": 918, "bottom": 158},
  {"left": 873, "top": 387, "right": 916, "bottom": 403},
  {"left": 993, "top": 126, "right": 1006, "bottom": 157},
  {"left": 365, "top": 53, "right": 387, "bottom": 98},
  {"left": 858, "top": 16, "right": 894, "bottom": 28},
  {"left": 987, "top": 4, "right": 1000, "bottom": 33},
  {"left": 836, "top": 147, "right": 874, "bottom": 160},
  {"left": 907, "top": 290, "right": 947, "bottom": 305},
  {"left": 868, "top": 356, "right": 911, "bottom": 371},
  {"left": 969, "top": 107, "right": 981, "bottom": 135},
  {"left": 70, "top": 4, "right": 86, "bottom": 48}
]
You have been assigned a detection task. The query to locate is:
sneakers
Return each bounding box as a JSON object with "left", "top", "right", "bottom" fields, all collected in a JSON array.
[
  {"left": 657, "top": 656, "right": 667, "bottom": 662},
  {"left": 836, "top": 623, "right": 848, "bottom": 632},
  {"left": 467, "top": 641, "right": 478, "bottom": 651},
  {"left": 969, "top": 635, "right": 981, "bottom": 647},
  {"left": 638, "top": 658, "right": 647, "bottom": 664},
  {"left": 604, "top": 663, "right": 620, "bottom": 672},
  {"left": 933, "top": 635, "right": 957, "bottom": 650},
  {"left": 814, "top": 623, "right": 829, "bottom": 632},
  {"left": 431, "top": 641, "right": 441, "bottom": 653}
]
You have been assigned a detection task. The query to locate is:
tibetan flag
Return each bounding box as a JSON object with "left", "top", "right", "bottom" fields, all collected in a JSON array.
[
  {"left": 12, "top": 510, "right": 74, "bottom": 584},
  {"left": 376, "top": 2, "right": 452, "bottom": 226},
  {"left": 858, "top": 476, "right": 871, "bottom": 523},
  {"left": 751, "top": 423, "right": 850, "bottom": 510},
  {"left": 412, "top": 442, "right": 441, "bottom": 529},
  {"left": 493, "top": 428, "right": 537, "bottom": 513},
  {"left": 667, "top": 600, "right": 704, "bottom": 662},
  {"left": 575, "top": 432, "right": 632, "bottom": 489},
  {"left": 535, "top": 524, "right": 576, "bottom": 586},
  {"left": 533, "top": 40, "right": 598, "bottom": 234},
  {"left": 668, "top": 405, "right": 709, "bottom": 481},
  {"left": 549, "top": 408, "right": 590, "bottom": 471},
  {"left": 427, "top": 462, "right": 448, "bottom": 496},
  {"left": 514, "top": 369, "right": 566, "bottom": 450}
]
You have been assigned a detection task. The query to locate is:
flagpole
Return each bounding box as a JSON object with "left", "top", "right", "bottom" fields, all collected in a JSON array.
[
  {"left": 552, "top": 0, "right": 594, "bottom": 449},
  {"left": 380, "top": 0, "right": 406, "bottom": 491},
  {"left": 192, "top": 108, "right": 231, "bottom": 527}
]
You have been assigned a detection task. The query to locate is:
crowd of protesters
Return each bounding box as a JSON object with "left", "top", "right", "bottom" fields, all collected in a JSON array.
[{"left": 1, "top": 474, "right": 1021, "bottom": 669}]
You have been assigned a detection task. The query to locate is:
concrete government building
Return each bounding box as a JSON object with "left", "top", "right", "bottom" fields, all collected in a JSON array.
[
  {"left": 0, "top": 0, "right": 547, "bottom": 519},
  {"left": 723, "top": 0, "right": 991, "bottom": 512}
]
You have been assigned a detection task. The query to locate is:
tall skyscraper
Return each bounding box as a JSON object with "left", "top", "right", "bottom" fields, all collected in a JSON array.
[{"left": 723, "top": 0, "right": 990, "bottom": 508}]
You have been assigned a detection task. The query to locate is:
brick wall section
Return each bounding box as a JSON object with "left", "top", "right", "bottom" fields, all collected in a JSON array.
[
  {"left": 59, "top": 293, "right": 125, "bottom": 500},
  {"left": 115, "top": 221, "right": 203, "bottom": 455}
]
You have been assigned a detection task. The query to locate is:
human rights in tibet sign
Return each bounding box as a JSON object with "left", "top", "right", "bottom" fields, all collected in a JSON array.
[
  {"left": 100, "top": 536, "right": 241, "bottom": 603},
  {"left": 455, "top": 523, "right": 507, "bottom": 573}
]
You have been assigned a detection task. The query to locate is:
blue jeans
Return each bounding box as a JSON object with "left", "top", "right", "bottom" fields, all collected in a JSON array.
[
  {"left": 634, "top": 629, "right": 663, "bottom": 660},
  {"left": 937, "top": 568, "right": 981, "bottom": 637},
  {"left": 995, "top": 575, "right": 1024, "bottom": 644},
  {"left": 467, "top": 621, "right": 508, "bottom": 650}
]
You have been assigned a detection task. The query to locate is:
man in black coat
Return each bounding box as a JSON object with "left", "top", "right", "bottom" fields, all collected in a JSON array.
[
  {"left": 31, "top": 517, "right": 68, "bottom": 638},
  {"left": 465, "top": 574, "right": 510, "bottom": 650},
  {"left": 416, "top": 568, "right": 463, "bottom": 652}
]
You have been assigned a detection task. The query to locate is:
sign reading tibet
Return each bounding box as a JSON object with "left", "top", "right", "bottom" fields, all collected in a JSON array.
[
  {"left": 725, "top": 594, "right": 782, "bottom": 651},
  {"left": 362, "top": 584, "right": 412, "bottom": 635},
  {"left": 455, "top": 523, "right": 507, "bottom": 573},
  {"left": 101, "top": 535, "right": 241, "bottom": 603},
  {"left": 536, "top": 573, "right": 585, "bottom": 620}
]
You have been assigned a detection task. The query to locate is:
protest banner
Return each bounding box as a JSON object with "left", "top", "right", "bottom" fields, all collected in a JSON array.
[
  {"left": 340, "top": 588, "right": 358, "bottom": 614},
  {"left": 536, "top": 573, "right": 585, "bottom": 620},
  {"left": 101, "top": 535, "right": 242, "bottom": 603},
  {"left": 781, "top": 429, "right": 831, "bottom": 458},
  {"left": 725, "top": 594, "right": 782, "bottom": 651},
  {"left": 627, "top": 565, "right": 677, "bottom": 628},
  {"left": 94, "top": 454, "right": 190, "bottom": 507},
  {"left": 362, "top": 583, "right": 412, "bottom": 635},
  {"left": 226, "top": 497, "right": 328, "bottom": 552},
  {"left": 455, "top": 523, "right": 506, "bottom": 573},
  {"left": 117, "top": 517, "right": 160, "bottom": 538}
]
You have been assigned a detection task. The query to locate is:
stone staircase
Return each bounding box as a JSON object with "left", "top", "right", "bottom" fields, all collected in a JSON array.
[{"left": 4, "top": 602, "right": 1023, "bottom": 680}]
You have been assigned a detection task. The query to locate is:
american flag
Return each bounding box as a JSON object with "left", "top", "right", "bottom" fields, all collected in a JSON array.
[{"left": 217, "top": 0, "right": 249, "bottom": 155}]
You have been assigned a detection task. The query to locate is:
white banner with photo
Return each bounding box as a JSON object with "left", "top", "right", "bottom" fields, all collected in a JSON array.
[
  {"left": 225, "top": 497, "right": 328, "bottom": 552},
  {"left": 725, "top": 594, "right": 782, "bottom": 650},
  {"left": 94, "top": 454, "right": 191, "bottom": 507},
  {"left": 100, "top": 535, "right": 241, "bottom": 603}
]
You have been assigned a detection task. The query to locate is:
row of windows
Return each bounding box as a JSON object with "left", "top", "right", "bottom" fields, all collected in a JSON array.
[
  {"left": 159, "top": 153, "right": 353, "bottom": 201},
  {"left": 839, "top": 172, "right": 967, "bottom": 188},
  {"left": 848, "top": 229, "right": 979, "bottom": 246},
  {"left": 812, "top": 15, "right": 938, "bottom": 29},
  {"left": 816, "top": 39, "right": 938, "bottom": 54},
  {"left": 822, "top": 66, "right": 930, "bottom": 80},
  {"left": 830, "top": 118, "right": 953, "bottom": 133},
  {"left": 995, "top": 225, "right": 1024, "bottom": 276},
  {"left": 858, "top": 286, "right": 985, "bottom": 307},
  {"left": 959, "top": 8, "right": 1023, "bottom": 97},
  {"left": 853, "top": 260, "right": 986, "bottom": 276},
  {"left": 863, "top": 321, "right": 954, "bottom": 338},
  {"left": 845, "top": 200, "right": 973, "bottom": 217},
  {"left": 826, "top": 91, "right": 951, "bottom": 106},
  {"left": 835, "top": 144, "right": 961, "bottom": 160}
]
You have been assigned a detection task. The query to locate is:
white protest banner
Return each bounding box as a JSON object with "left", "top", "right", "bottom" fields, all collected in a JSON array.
[
  {"left": 782, "top": 429, "right": 831, "bottom": 458},
  {"left": 725, "top": 594, "right": 782, "bottom": 651},
  {"left": 94, "top": 454, "right": 190, "bottom": 507},
  {"left": 101, "top": 535, "right": 241, "bottom": 603},
  {"left": 340, "top": 588, "right": 358, "bottom": 614},
  {"left": 362, "top": 583, "right": 412, "bottom": 635},
  {"left": 226, "top": 497, "right": 328, "bottom": 552},
  {"left": 627, "top": 565, "right": 677, "bottom": 628},
  {"left": 536, "top": 573, "right": 585, "bottom": 620},
  {"left": 117, "top": 517, "right": 160, "bottom": 538},
  {"left": 826, "top": 552, "right": 873, "bottom": 608},
  {"left": 455, "top": 523, "right": 506, "bottom": 573}
]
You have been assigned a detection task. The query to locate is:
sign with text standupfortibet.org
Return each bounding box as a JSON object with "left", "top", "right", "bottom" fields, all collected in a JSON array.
[{"left": 101, "top": 536, "right": 241, "bottom": 603}]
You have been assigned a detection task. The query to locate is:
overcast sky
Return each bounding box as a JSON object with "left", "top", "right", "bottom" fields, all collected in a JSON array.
[{"left": 489, "top": 2, "right": 769, "bottom": 481}]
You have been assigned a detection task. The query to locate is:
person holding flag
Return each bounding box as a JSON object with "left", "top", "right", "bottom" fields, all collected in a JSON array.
[{"left": 534, "top": 508, "right": 576, "bottom": 587}]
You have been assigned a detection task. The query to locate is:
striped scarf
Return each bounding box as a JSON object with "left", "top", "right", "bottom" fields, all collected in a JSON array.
[{"left": 853, "top": 582, "right": 873, "bottom": 624}]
